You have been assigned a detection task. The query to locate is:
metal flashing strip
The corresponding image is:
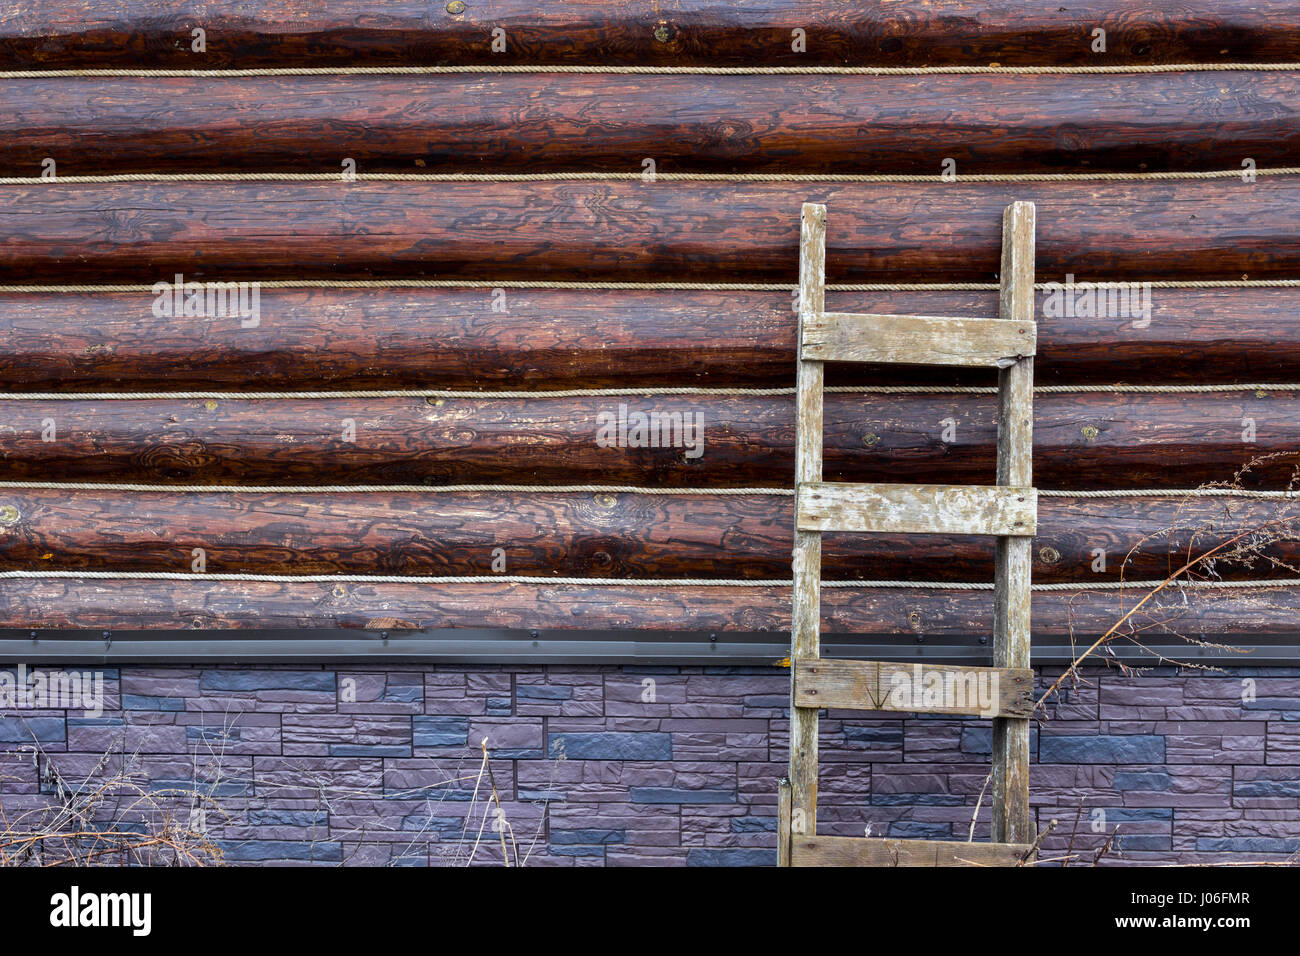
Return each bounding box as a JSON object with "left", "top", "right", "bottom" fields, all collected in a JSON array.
[{"left": 0, "top": 629, "right": 1294, "bottom": 666}]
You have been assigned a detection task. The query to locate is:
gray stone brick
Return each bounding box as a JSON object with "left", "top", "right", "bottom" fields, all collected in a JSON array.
[
  {"left": 548, "top": 732, "right": 671, "bottom": 760},
  {"left": 686, "top": 847, "right": 773, "bottom": 866},
  {"left": 630, "top": 786, "right": 734, "bottom": 804},
  {"left": 0, "top": 715, "right": 65, "bottom": 744},
  {"left": 1040, "top": 734, "right": 1166, "bottom": 764},
  {"left": 202, "top": 670, "right": 335, "bottom": 693},
  {"left": 413, "top": 716, "right": 469, "bottom": 747},
  {"left": 551, "top": 829, "right": 625, "bottom": 845}
]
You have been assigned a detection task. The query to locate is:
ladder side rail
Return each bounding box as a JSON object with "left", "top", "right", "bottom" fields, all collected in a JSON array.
[
  {"left": 787, "top": 201, "right": 827, "bottom": 851},
  {"left": 992, "top": 200, "right": 1037, "bottom": 848}
]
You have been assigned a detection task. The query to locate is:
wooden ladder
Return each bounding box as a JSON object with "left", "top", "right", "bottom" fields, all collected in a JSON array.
[{"left": 778, "top": 201, "right": 1038, "bottom": 867}]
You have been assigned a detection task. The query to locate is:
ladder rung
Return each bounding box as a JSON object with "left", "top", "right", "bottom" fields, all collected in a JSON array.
[
  {"left": 791, "top": 835, "right": 1032, "bottom": 868},
  {"left": 797, "top": 482, "right": 1037, "bottom": 536},
  {"left": 801, "top": 311, "right": 1036, "bottom": 367},
  {"left": 794, "top": 658, "right": 1034, "bottom": 718}
]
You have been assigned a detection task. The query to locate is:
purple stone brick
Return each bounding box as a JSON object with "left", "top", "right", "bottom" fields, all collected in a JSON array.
[
  {"left": 339, "top": 673, "right": 424, "bottom": 713},
  {"left": 1266, "top": 721, "right": 1300, "bottom": 764},
  {"left": 469, "top": 717, "right": 544, "bottom": 758}
]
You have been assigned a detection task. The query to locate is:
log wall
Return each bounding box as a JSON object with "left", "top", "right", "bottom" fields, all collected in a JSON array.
[{"left": 0, "top": 9, "right": 1297, "bottom": 640}]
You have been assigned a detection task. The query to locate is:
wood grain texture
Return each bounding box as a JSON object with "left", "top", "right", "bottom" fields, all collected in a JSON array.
[
  {"left": 3, "top": 393, "right": 1296, "bottom": 489},
  {"left": 4, "top": 180, "right": 1300, "bottom": 283},
  {"left": 0, "top": 491, "right": 1292, "bottom": 583},
  {"left": 802, "top": 312, "right": 1034, "bottom": 367},
  {"left": 791, "top": 835, "right": 1031, "bottom": 867},
  {"left": 993, "top": 200, "right": 1036, "bottom": 847},
  {"left": 8, "top": 72, "right": 1300, "bottom": 174},
  {"left": 4, "top": 2, "right": 1300, "bottom": 68},
  {"left": 793, "top": 659, "right": 1034, "bottom": 717},
  {"left": 789, "top": 201, "right": 826, "bottom": 839},
  {"left": 2, "top": 288, "right": 1297, "bottom": 390},
  {"left": 777, "top": 777, "right": 792, "bottom": 867},
  {"left": 797, "top": 482, "right": 1036, "bottom": 536},
  {"left": 2, "top": 578, "right": 1298, "bottom": 633}
]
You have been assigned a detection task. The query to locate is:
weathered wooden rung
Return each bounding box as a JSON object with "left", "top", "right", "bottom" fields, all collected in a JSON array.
[
  {"left": 790, "top": 835, "right": 1032, "bottom": 868},
  {"left": 801, "top": 311, "right": 1036, "bottom": 367},
  {"left": 797, "top": 481, "right": 1037, "bottom": 536},
  {"left": 794, "top": 658, "right": 1034, "bottom": 718}
]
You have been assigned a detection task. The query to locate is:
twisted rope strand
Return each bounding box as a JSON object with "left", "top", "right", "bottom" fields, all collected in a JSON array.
[{"left": 0, "top": 481, "right": 1292, "bottom": 498}]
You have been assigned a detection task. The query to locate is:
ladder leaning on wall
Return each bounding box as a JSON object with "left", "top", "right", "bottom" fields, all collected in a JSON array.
[{"left": 778, "top": 201, "right": 1039, "bottom": 867}]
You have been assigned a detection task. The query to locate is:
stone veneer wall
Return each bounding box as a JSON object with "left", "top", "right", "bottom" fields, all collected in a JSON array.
[{"left": 1, "top": 663, "right": 1297, "bottom": 865}]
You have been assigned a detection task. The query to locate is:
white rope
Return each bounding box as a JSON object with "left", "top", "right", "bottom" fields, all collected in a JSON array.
[
  {"left": 4, "top": 168, "right": 1298, "bottom": 185},
  {"left": 0, "top": 569, "right": 1295, "bottom": 591},
  {"left": 5, "top": 63, "right": 1300, "bottom": 78},
  {"left": 845, "top": 384, "right": 1300, "bottom": 395},
  {"left": 0, "top": 481, "right": 1291, "bottom": 499},
  {"left": 1039, "top": 488, "right": 1297, "bottom": 499},
  {"left": 4, "top": 279, "right": 1300, "bottom": 293},
  {"left": 0, "top": 383, "right": 1296, "bottom": 400}
]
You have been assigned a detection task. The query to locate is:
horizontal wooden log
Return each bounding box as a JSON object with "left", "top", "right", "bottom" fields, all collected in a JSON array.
[
  {"left": 0, "top": 491, "right": 1293, "bottom": 583},
  {"left": 802, "top": 312, "right": 1034, "bottom": 367},
  {"left": 791, "top": 835, "right": 1030, "bottom": 867},
  {"left": 797, "top": 482, "right": 1037, "bottom": 536},
  {"left": 0, "top": 287, "right": 1296, "bottom": 389},
  {"left": 4, "top": 180, "right": 1300, "bottom": 283},
  {"left": 1, "top": 393, "right": 1296, "bottom": 489},
  {"left": 793, "top": 659, "right": 1035, "bottom": 717},
  {"left": 3, "top": 2, "right": 1299, "bottom": 68},
  {"left": 0, "top": 578, "right": 1296, "bottom": 633},
  {"left": 9, "top": 72, "right": 1300, "bottom": 174}
]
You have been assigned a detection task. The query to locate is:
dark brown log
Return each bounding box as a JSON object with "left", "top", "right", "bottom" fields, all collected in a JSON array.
[
  {"left": 9, "top": 72, "right": 1299, "bottom": 174},
  {"left": 3, "top": 180, "right": 1299, "bottom": 283},
  {"left": 1, "top": 393, "right": 1296, "bottom": 489},
  {"left": 2, "top": 287, "right": 1297, "bottom": 389},
  {"left": 1, "top": 577, "right": 1296, "bottom": 635},
  {"left": 0, "top": 489, "right": 1293, "bottom": 583},
  {"left": 3, "top": 2, "right": 1299, "bottom": 69}
]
